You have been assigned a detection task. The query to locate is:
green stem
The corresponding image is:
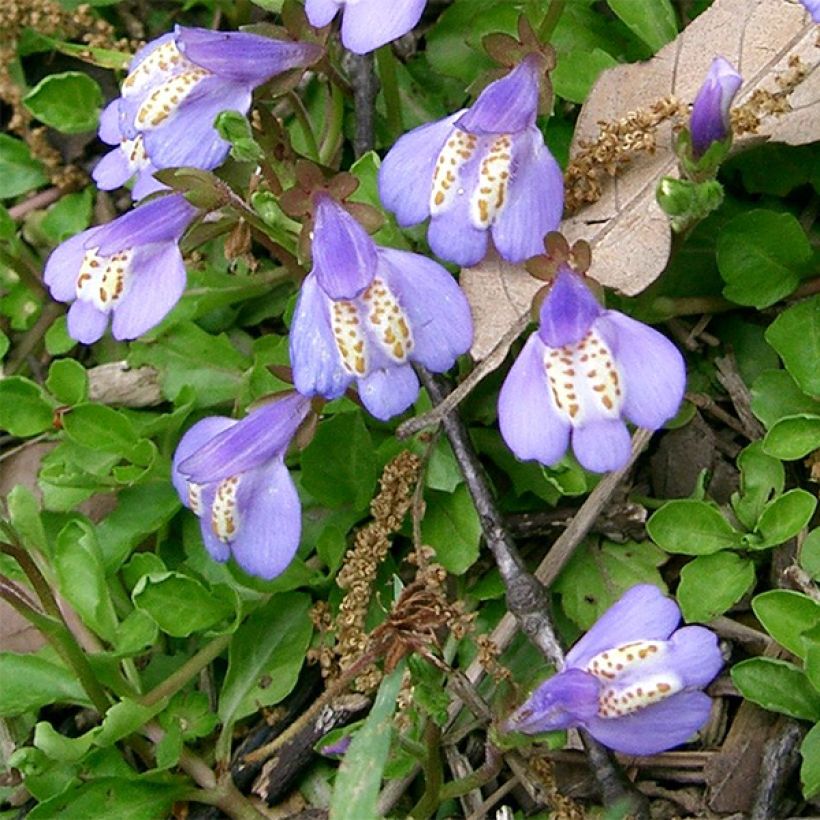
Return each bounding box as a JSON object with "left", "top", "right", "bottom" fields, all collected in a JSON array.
[
  {"left": 319, "top": 81, "right": 345, "bottom": 166},
  {"left": 140, "top": 632, "right": 232, "bottom": 707},
  {"left": 376, "top": 45, "right": 403, "bottom": 141},
  {"left": 439, "top": 744, "right": 502, "bottom": 800},
  {"left": 0, "top": 536, "right": 62, "bottom": 619},
  {"left": 537, "top": 0, "right": 567, "bottom": 42},
  {"left": 409, "top": 722, "right": 443, "bottom": 820},
  {"left": 287, "top": 91, "right": 320, "bottom": 162}
]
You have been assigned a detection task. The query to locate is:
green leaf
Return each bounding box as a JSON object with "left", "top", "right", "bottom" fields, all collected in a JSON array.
[
  {"left": 801, "top": 528, "right": 820, "bottom": 580},
  {"left": 23, "top": 71, "right": 103, "bottom": 134},
  {"left": 96, "top": 699, "right": 162, "bottom": 746},
  {"left": 647, "top": 500, "right": 741, "bottom": 555},
  {"left": 753, "top": 489, "right": 817, "bottom": 549},
  {"left": 801, "top": 723, "right": 820, "bottom": 798},
  {"left": 752, "top": 590, "right": 820, "bottom": 660},
  {"left": 552, "top": 48, "right": 619, "bottom": 104},
  {"left": 61, "top": 403, "right": 142, "bottom": 460},
  {"left": 606, "top": 0, "right": 677, "bottom": 51},
  {"left": 7, "top": 485, "right": 48, "bottom": 555},
  {"left": 34, "top": 722, "right": 97, "bottom": 763},
  {"left": 45, "top": 315, "right": 76, "bottom": 356},
  {"left": 717, "top": 211, "right": 812, "bottom": 308},
  {"left": 329, "top": 662, "right": 405, "bottom": 820},
  {"left": 219, "top": 592, "right": 312, "bottom": 724},
  {"left": 0, "top": 376, "right": 54, "bottom": 436},
  {"left": 764, "top": 414, "right": 820, "bottom": 460},
  {"left": 46, "top": 358, "right": 88, "bottom": 405},
  {"left": 731, "top": 440, "right": 784, "bottom": 530},
  {"left": 420, "top": 485, "right": 481, "bottom": 575},
  {"left": 301, "top": 412, "right": 377, "bottom": 510},
  {"left": 160, "top": 691, "right": 218, "bottom": 741},
  {"left": 54, "top": 520, "right": 119, "bottom": 642},
  {"left": 0, "top": 134, "right": 48, "bottom": 199},
  {"left": 41, "top": 189, "right": 93, "bottom": 244},
  {"left": 805, "top": 625, "right": 820, "bottom": 693},
  {"left": 554, "top": 540, "right": 667, "bottom": 630},
  {"left": 677, "top": 552, "right": 755, "bottom": 623},
  {"left": 751, "top": 369, "right": 819, "bottom": 429},
  {"left": 0, "top": 653, "right": 89, "bottom": 716},
  {"left": 132, "top": 572, "right": 235, "bottom": 637},
  {"left": 214, "top": 111, "right": 263, "bottom": 163},
  {"left": 732, "top": 657, "right": 820, "bottom": 721},
  {"left": 765, "top": 296, "right": 820, "bottom": 396}
]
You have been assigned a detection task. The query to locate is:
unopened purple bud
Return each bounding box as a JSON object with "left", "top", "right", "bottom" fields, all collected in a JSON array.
[{"left": 689, "top": 57, "right": 742, "bottom": 157}]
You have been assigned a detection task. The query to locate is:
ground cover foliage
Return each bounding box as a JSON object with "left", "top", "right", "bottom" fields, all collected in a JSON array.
[{"left": 0, "top": 0, "right": 819, "bottom": 818}]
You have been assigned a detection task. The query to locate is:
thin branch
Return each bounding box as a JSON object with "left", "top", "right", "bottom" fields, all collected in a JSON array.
[{"left": 346, "top": 50, "right": 378, "bottom": 158}]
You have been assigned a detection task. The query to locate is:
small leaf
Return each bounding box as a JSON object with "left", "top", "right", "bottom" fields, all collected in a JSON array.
[
  {"left": 46, "top": 359, "right": 88, "bottom": 405},
  {"left": 732, "top": 440, "right": 784, "bottom": 530},
  {"left": 752, "top": 589, "right": 820, "bottom": 660},
  {"left": 678, "top": 552, "right": 755, "bottom": 623},
  {"left": 732, "top": 657, "right": 820, "bottom": 721},
  {"left": 753, "top": 489, "right": 817, "bottom": 549},
  {"left": 607, "top": 0, "right": 677, "bottom": 51},
  {"left": 750, "top": 369, "right": 819, "bottom": 429},
  {"left": 0, "top": 377, "right": 54, "bottom": 436},
  {"left": 647, "top": 500, "right": 742, "bottom": 555},
  {"left": 420, "top": 485, "right": 481, "bottom": 575},
  {"left": 764, "top": 414, "right": 820, "bottom": 460},
  {"left": 801, "top": 528, "right": 820, "bottom": 580},
  {"left": 61, "top": 403, "right": 144, "bottom": 462},
  {"left": 765, "top": 296, "right": 820, "bottom": 396},
  {"left": 0, "top": 134, "right": 48, "bottom": 198},
  {"left": 0, "top": 653, "right": 89, "bottom": 716},
  {"left": 24, "top": 72, "right": 103, "bottom": 134},
  {"left": 7, "top": 485, "right": 48, "bottom": 555},
  {"left": 801, "top": 723, "right": 820, "bottom": 798}
]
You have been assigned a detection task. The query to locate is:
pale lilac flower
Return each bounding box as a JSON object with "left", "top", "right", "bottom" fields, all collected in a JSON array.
[
  {"left": 504, "top": 585, "right": 723, "bottom": 756},
  {"left": 498, "top": 267, "right": 685, "bottom": 473},
  {"left": 799, "top": 0, "right": 820, "bottom": 23},
  {"left": 289, "top": 194, "right": 473, "bottom": 421},
  {"left": 305, "top": 0, "right": 426, "bottom": 54},
  {"left": 379, "top": 55, "right": 563, "bottom": 267},
  {"left": 43, "top": 194, "right": 196, "bottom": 344},
  {"left": 93, "top": 26, "right": 321, "bottom": 199},
  {"left": 172, "top": 393, "right": 311, "bottom": 580},
  {"left": 689, "top": 57, "right": 742, "bottom": 158}
]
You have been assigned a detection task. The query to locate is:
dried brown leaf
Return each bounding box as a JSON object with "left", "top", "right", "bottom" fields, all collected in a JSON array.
[{"left": 463, "top": 0, "right": 819, "bottom": 362}]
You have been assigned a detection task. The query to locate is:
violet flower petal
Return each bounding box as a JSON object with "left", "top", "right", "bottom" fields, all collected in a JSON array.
[
  {"left": 44, "top": 229, "right": 95, "bottom": 301},
  {"left": 358, "top": 363, "right": 420, "bottom": 421},
  {"left": 290, "top": 273, "right": 353, "bottom": 401},
  {"left": 229, "top": 459, "right": 302, "bottom": 580},
  {"left": 427, "top": 196, "right": 489, "bottom": 267},
  {"left": 498, "top": 334, "right": 571, "bottom": 466},
  {"left": 67, "top": 300, "right": 109, "bottom": 345},
  {"left": 171, "top": 416, "right": 236, "bottom": 503},
  {"left": 99, "top": 100, "right": 122, "bottom": 145},
  {"left": 93, "top": 195, "right": 196, "bottom": 255},
  {"left": 565, "top": 585, "right": 680, "bottom": 669},
  {"left": 584, "top": 690, "right": 714, "bottom": 756},
  {"left": 305, "top": 0, "right": 342, "bottom": 27},
  {"left": 597, "top": 312, "right": 685, "bottom": 430},
  {"left": 197, "top": 484, "right": 231, "bottom": 563},
  {"left": 491, "top": 126, "right": 564, "bottom": 263},
  {"left": 538, "top": 269, "right": 602, "bottom": 348},
  {"left": 110, "top": 241, "right": 187, "bottom": 340},
  {"left": 801, "top": 0, "right": 820, "bottom": 22},
  {"left": 312, "top": 195, "right": 377, "bottom": 299},
  {"left": 340, "top": 0, "right": 426, "bottom": 54},
  {"left": 690, "top": 56, "right": 741, "bottom": 157},
  {"left": 180, "top": 393, "right": 311, "bottom": 483},
  {"left": 377, "top": 247, "right": 472, "bottom": 372},
  {"left": 571, "top": 418, "right": 632, "bottom": 473},
  {"left": 378, "top": 112, "right": 462, "bottom": 228},
  {"left": 92, "top": 147, "right": 134, "bottom": 192},
  {"left": 131, "top": 165, "right": 165, "bottom": 201}
]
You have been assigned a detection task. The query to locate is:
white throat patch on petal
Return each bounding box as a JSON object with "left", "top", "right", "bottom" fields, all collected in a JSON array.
[
  {"left": 544, "top": 328, "right": 623, "bottom": 425},
  {"left": 597, "top": 672, "right": 683, "bottom": 718},
  {"left": 211, "top": 475, "right": 240, "bottom": 542},
  {"left": 123, "top": 40, "right": 198, "bottom": 97},
  {"left": 135, "top": 68, "right": 210, "bottom": 130},
  {"left": 75, "top": 246, "right": 134, "bottom": 312},
  {"left": 470, "top": 134, "right": 512, "bottom": 228},
  {"left": 430, "top": 128, "right": 478, "bottom": 216}
]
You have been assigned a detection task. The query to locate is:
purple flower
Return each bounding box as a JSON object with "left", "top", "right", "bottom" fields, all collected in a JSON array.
[
  {"left": 289, "top": 194, "right": 473, "bottom": 421},
  {"left": 379, "top": 55, "right": 563, "bottom": 267},
  {"left": 504, "top": 585, "right": 723, "bottom": 756},
  {"left": 172, "top": 393, "right": 311, "bottom": 580},
  {"left": 498, "top": 268, "right": 685, "bottom": 473},
  {"left": 689, "top": 57, "right": 742, "bottom": 158},
  {"left": 43, "top": 194, "right": 196, "bottom": 344},
  {"left": 93, "top": 26, "right": 321, "bottom": 199},
  {"left": 305, "top": 0, "right": 426, "bottom": 54},
  {"left": 800, "top": 0, "right": 820, "bottom": 22}
]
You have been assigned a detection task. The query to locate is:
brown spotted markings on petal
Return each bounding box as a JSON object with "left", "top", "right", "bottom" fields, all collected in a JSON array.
[
  {"left": 362, "top": 277, "right": 413, "bottom": 363},
  {"left": 586, "top": 640, "right": 667, "bottom": 682},
  {"left": 122, "top": 135, "right": 151, "bottom": 173},
  {"left": 470, "top": 134, "right": 512, "bottom": 229},
  {"left": 211, "top": 475, "right": 240, "bottom": 542},
  {"left": 429, "top": 128, "right": 478, "bottom": 216},
  {"left": 187, "top": 482, "right": 204, "bottom": 516},
  {"left": 75, "top": 247, "right": 134, "bottom": 313},
  {"left": 123, "top": 40, "right": 197, "bottom": 97},
  {"left": 332, "top": 300, "right": 368, "bottom": 376},
  {"left": 597, "top": 672, "right": 683, "bottom": 718},
  {"left": 544, "top": 329, "right": 622, "bottom": 425},
  {"left": 135, "top": 68, "right": 210, "bottom": 130}
]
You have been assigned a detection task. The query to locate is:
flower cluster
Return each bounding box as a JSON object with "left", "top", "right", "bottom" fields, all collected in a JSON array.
[
  {"left": 94, "top": 26, "right": 321, "bottom": 199},
  {"left": 172, "top": 393, "right": 311, "bottom": 580},
  {"left": 498, "top": 266, "right": 685, "bottom": 473},
  {"left": 504, "top": 585, "right": 723, "bottom": 755}
]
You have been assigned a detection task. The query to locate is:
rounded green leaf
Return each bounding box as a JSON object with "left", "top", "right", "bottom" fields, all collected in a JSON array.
[
  {"left": 752, "top": 589, "right": 820, "bottom": 659},
  {"left": 754, "top": 489, "right": 817, "bottom": 549},
  {"left": 732, "top": 657, "right": 820, "bottom": 721},
  {"left": 0, "top": 376, "right": 54, "bottom": 436},
  {"left": 801, "top": 723, "right": 820, "bottom": 798},
  {"left": 765, "top": 296, "right": 820, "bottom": 396},
  {"left": 420, "top": 485, "right": 481, "bottom": 575},
  {"left": 61, "top": 403, "right": 139, "bottom": 458},
  {"left": 647, "top": 499, "right": 742, "bottom": 555},
  {"left": 46, "top": 358, "right": 88, "bottom": 405},
  {"left": 764, "top": 414, "right": 820, "bottom": 460},
  {"left": 606, "top": 0, "right": 677, "bottom": 51},
  {"left": 801, "top": 528, "right": 820, "bottom": 580},
  {"left": 0, "top": 134, "right": 47, "bottom": 199},
  {"left": 678, "top": 552, "right": 755, "bottom": 623},
  {"left": 718, "top": 211, "right": 812, "bottom": 308},
  {"left": 23, "top": 72, "right": 103, "bottom": 134},
  {"left": 751, "top": 369, "right": 819, "bottom": 429}
]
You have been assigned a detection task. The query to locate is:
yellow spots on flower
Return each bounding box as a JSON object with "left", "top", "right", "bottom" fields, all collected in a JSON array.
[
  {"left": 135, "top": 68, "right": 210, "bottom": 130},
  {"left": 332, "top": 300, "right": 368, "bottom": 376},
  {"left": 123, "top": 40, "right": 194, "bottom": 96},
  {"left": 597, "top": 673, "right": 682, "bottom": 718},
  {"left": 470, "top": 134, "right": 512, "bottom": 228},
  {"left": 362, "top": 277, "right": 414, "bottom": 362},
  {"left": 544, "top": 329, "right": 623, "bottom": 425},
  {"left": 75, "top": 247, "right": 134, "bottom": 312},
  {"left": 586, "top": 641, "right": 665, "bottom": 681},
  {"left": 430, "top": 128, "right": 477, "bottom": 215},
  {"left": 121, "top": 135, "right": 150, "bottom": 171},
  {"left": 211, "top": 475, "right": 240, "bottom": 543}
]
